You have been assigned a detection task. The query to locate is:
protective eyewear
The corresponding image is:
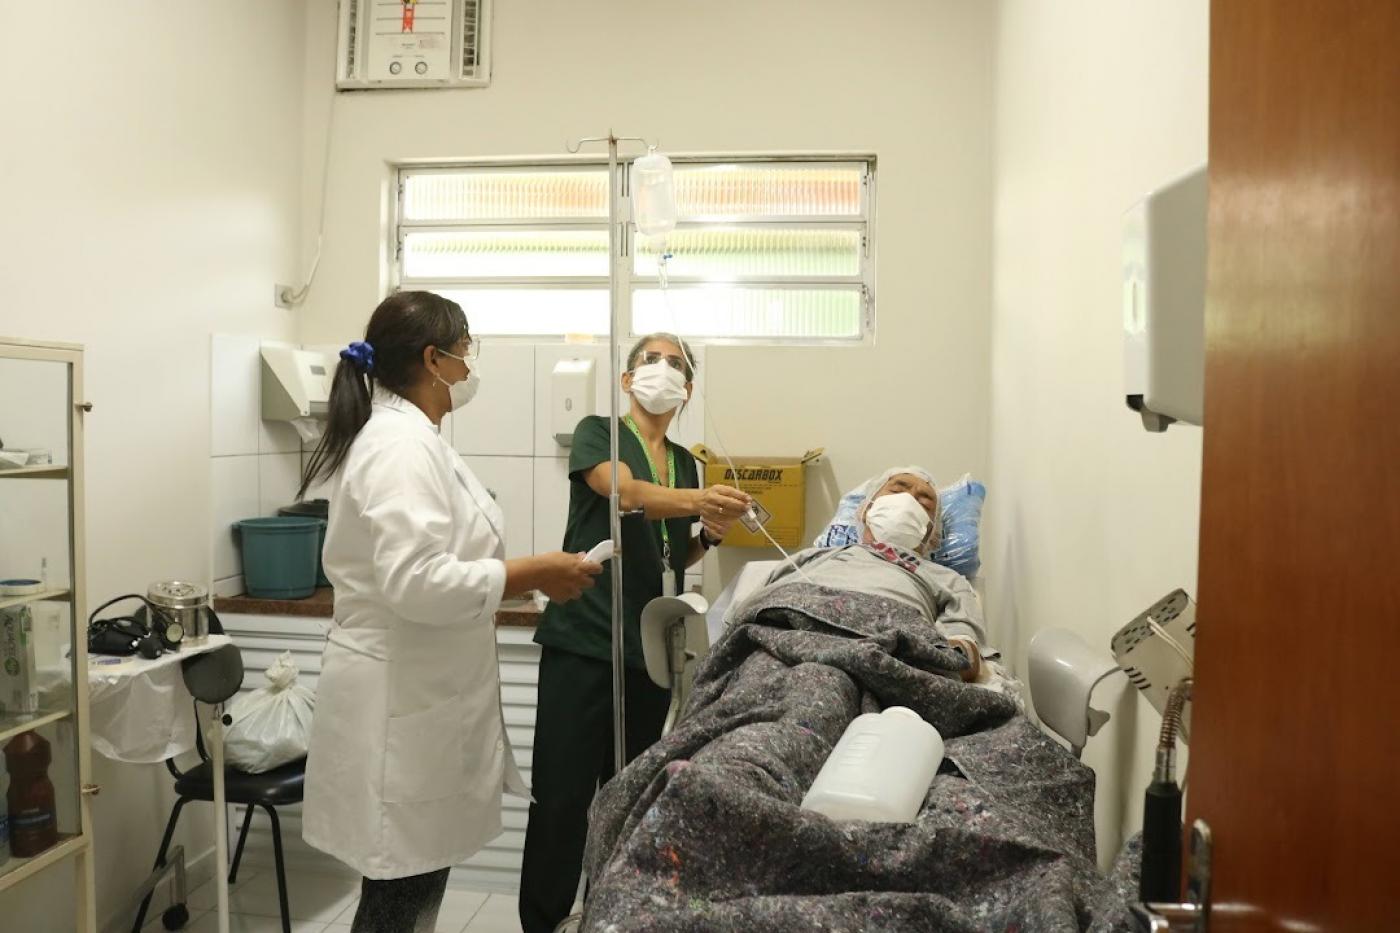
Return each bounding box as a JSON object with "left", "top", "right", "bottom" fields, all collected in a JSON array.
[
  {"left": 639, "top": 351, "right": 686, "bottom": 373},
  {"left": 437, "top": 339, "right": 480, "bottom": 364}
]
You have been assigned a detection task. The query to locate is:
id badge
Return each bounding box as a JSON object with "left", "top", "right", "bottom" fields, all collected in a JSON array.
[{"left": 663, "top": 567, "right": 677, "bottom": 598}]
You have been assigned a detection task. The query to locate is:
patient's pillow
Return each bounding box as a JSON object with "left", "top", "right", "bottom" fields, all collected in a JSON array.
[{"left": 813, "top": 473, "right": 986, "bottom": 579}]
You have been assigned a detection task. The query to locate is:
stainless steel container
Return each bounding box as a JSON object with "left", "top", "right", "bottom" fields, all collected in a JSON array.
[{"left": 147, "top": 581, "right": 210, "bottom": 647}]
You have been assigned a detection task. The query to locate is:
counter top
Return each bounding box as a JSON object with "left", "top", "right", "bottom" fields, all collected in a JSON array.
[{"left": 214, "top": 587, "right": 543, "bottom": 628}]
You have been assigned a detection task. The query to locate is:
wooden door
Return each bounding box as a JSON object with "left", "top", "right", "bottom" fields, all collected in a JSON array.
[{"left": 1189, "top": 0, "right": 1400, "bottom": 928}]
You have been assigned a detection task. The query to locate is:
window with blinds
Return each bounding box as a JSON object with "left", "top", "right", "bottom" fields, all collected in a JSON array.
[{"left": 393, "top": 158, "right": 876, "bottom": 342}]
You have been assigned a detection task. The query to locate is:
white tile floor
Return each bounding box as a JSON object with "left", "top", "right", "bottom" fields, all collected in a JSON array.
[{"left": 148, "top": 868, "right": 525, "bottom": 933}]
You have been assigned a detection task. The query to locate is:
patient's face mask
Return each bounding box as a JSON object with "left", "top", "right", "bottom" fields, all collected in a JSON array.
[
  {"left": 629, "top": 361, "right": 688, "bottom": 415},
  {"left": 865, "top": 492, "right": 935, "bottom": 554}
]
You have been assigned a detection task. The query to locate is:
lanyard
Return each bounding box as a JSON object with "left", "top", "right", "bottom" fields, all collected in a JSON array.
[{"left": 623, "top": 415, "right": 677, "bottom": 561}]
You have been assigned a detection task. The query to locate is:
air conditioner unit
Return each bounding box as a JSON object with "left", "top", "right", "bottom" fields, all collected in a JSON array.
[{"left": 337, "top": 0, "right": 492, "bottom": 90}]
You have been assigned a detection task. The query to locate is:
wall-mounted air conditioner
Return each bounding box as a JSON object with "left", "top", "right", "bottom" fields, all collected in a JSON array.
[{"left": 337, "top": 0, "right": 492, "bottom": 90}]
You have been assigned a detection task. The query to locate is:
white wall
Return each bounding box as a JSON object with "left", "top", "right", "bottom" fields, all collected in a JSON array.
[
  {"left": 987, "top": 0, "right": 1208, "bottom": 865},
  {"left": 295, "top": 0, "right": 997, "bottom": 590},
  {"left": 0, "top": 2, "right": 306, "bottom": 928}
]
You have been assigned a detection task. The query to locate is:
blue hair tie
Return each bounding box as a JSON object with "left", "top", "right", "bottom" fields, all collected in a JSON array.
[{"left": 340, "top": 340, "right": 375, "bottom": 374}]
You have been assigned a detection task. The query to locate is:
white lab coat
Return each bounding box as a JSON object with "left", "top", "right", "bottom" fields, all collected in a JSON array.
[{"left": 302, "top": 391, "right": 528, "bottom": 880}]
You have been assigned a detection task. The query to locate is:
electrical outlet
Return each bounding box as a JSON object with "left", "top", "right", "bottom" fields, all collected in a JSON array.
[{"left": 273, "top": 284, "right": 293, "bottom": 309}]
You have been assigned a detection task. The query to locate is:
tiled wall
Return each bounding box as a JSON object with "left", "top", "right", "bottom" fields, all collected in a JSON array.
[
  {"left": 212, "top": 335, "right": 707, "bottom": 595},
  {"left": 209, "top": 334, "right": 309, "bottom": 597}
]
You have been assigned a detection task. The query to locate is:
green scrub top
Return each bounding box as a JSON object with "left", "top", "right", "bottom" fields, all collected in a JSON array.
[{"left": 534, "top": 415, "right": 700, "bottom": 669}]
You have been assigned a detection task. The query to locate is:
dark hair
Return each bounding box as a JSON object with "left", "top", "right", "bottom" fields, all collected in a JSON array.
[
  {"left": 297, "top": 291, "right": 468, "bottom": 498},
  {"left": 626, "top": 332, "right": 697, "bottom": 382}
]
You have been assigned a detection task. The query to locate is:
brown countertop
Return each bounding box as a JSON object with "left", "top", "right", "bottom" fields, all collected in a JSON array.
[{"left": 214, "top": 587, "right": 543, "bottom": 628}]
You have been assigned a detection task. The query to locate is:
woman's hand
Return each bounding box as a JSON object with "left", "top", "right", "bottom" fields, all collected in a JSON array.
[
  {"left": 701, "top": 516, "right": 731, "bottom": 544},
  {"left": 506, "top": 552, "right": 603, "bottom": 604},
  {"left": 540, "top": 553, "right": 604, "bottom": 603},
  {"left": 695, "top": 484, "right": 751, "bottom": 526}
]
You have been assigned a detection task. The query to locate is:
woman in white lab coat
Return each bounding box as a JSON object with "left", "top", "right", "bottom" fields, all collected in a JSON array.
[{"left": 298, "top": 292, "right": 602, "bottom": 933}]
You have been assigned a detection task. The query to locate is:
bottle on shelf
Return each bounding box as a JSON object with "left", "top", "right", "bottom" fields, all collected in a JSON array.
[{"left": 4, "top": 730, "right": 58, "bottom": 858}]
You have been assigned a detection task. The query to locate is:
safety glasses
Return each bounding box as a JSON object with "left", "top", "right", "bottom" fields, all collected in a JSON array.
[
  {"left": 639, "top": 350, "right": 686, "bottom": 373},
  {"left": 437, "top": 339, "right": 481, "bottom": 364}
]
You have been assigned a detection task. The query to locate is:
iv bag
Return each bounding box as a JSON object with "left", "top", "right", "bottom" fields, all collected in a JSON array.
[{"left": 632, "top": 150, "right": 677, "bottom": 240}]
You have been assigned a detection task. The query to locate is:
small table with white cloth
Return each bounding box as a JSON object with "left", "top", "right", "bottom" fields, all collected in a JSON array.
[{"left": 41, "top": 636, "right": 238, "bottom": 933}]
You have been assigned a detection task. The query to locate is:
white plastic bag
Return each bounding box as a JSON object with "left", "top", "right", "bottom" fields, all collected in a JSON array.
[{"left": 224, "top": 652, "right": 315, "bottom": 774}]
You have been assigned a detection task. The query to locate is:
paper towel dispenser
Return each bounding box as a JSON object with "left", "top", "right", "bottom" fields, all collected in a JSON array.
[
  {"left": 1122, "top": 164, "right": 1207, "bottom": 432},
  {"left": 261, "top": 346, "right": 333, "bottom": 422},
  {"left": 551, "top": 358, "right": 596, "bottom": 446}
]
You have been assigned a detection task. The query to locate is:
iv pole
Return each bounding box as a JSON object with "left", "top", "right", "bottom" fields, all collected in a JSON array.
[{"left": 565, "top": 131, "right": 654, "bottom": 774}]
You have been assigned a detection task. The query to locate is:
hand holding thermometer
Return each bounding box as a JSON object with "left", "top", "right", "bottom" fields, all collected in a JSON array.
[{"left": 584, "top": 540, "right": 616, "bottom": 564}]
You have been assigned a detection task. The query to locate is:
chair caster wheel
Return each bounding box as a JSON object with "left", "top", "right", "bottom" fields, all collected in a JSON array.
[{"left": 162, "top": 904, "right": 190, "bottom": 930}]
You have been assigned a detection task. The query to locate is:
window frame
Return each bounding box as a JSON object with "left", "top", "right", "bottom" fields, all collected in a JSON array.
[{"left": 389, "top": 153, "right": 878, "bottom": 346}]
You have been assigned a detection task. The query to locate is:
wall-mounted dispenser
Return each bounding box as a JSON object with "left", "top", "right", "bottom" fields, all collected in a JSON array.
[
  {"left": 261, "top": 346, "right": 333, "bottom": 443},
  {"left": 551, "top": 358, "right": 596, "bottom": 446},
  {"left": 1123, "top": 164, "right": 1207, "bottom": 432}
]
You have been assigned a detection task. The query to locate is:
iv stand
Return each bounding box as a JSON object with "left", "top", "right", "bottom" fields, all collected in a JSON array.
[{"left": 565, "top": 131, "right": 655, "bottom": 774}]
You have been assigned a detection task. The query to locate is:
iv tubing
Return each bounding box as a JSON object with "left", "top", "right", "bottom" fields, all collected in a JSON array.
[{"left": 655, "top": 252, "right": 813, "bottom": 583}]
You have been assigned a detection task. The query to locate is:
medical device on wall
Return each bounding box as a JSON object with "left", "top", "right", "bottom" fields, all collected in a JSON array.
[
  {"left": 261, "top": 347, "right": 333, "bottom": 437},
  {"left": 336, "top": 0, "right": 493, "bottom": 90},
  {"left": 1122, "top": 164, "right": 1207, "bottom": 432},
  {"left": 550, "top": 358, "right": 596, "bottom": 446},
  {"left": 1111, "top": 588, "right": 1196, "bottom": 739}
]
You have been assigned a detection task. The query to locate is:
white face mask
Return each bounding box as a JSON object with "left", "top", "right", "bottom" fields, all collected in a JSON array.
[
  {"left": 628, "top": 361, "right": 688, "bottom": 415},
  {"left": 434, "top": 349, "right": 480, "bottom": 411},
  {"left": 864, "top": 492, "right": 935, "bottom": 554},
  {"left": 446, "top": 368, "right": 480, "bottom": 410}
]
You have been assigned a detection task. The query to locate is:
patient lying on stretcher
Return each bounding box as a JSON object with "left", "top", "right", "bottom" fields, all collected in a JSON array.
[{"left": 745, "top": 467, "right": 994, "bottom": 684}]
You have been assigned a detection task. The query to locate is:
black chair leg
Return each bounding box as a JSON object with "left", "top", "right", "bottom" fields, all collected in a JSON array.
[
  {"left": 132, "top": 797, "right": 188, "bottom": 933},
  {"left": 263, "top": 805, "right": 292, "bottom": 933},
  {"left": 229, "top": 804, "right": 256, "bottom": 884}
]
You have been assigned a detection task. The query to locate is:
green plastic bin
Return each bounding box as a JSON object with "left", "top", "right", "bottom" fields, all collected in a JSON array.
[
  {"left": 277, "top": 500, "right": 330, "bottom": 587},
  {"left": 235, "top": 517, "right": 325, "bottom": 599}
]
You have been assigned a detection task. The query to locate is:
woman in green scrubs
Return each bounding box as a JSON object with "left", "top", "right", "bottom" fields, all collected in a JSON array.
[{"left": 520, "top": 333, "right": 751, "bottom": 933}]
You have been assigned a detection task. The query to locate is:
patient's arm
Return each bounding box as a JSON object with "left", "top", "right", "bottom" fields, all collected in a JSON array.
[{"left": 922, "top": 566, "right": 990, "bottom": 649}]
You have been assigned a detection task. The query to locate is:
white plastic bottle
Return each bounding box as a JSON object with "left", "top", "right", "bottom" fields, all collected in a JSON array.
[{"left": 800, "top": 706, "right": 944, "bottom": 823}]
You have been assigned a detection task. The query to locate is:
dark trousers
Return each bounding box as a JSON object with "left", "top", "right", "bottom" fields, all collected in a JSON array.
[
  {"left": 519, "top": 647, "right": 671, "bottom": 933},
  {"left": 349, "top": 867, "right": 450, "bottom": 933}
]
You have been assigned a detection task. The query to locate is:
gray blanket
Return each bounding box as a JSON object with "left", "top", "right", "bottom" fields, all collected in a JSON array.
[{"left": 582, "top": 583, "right": 1140, "bottom": 932}]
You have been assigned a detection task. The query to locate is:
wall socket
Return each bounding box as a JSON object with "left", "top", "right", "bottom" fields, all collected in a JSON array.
[{"left": 273, "top": 284, "right": 294, "bottom": 309}]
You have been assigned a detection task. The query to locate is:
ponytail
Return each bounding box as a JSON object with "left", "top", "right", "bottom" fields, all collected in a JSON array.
[
  {"left": 296, "top": 291, "right": 468, "bottom": 499},
  {"left": 298, "top": 358, "right": 371, "bottom": 498}
]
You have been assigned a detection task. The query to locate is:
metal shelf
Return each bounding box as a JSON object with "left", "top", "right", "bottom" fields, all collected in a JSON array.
[
  {"left": 0, "top": 708, "right": 72, "bottom": 746},
  {"left": 0, "top": 834, "right": 85, "bottom": 893}
]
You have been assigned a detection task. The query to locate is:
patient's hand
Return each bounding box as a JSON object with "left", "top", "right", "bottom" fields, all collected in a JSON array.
[{"left": 946, "top": 637, "right": 984, "bottom": 683}]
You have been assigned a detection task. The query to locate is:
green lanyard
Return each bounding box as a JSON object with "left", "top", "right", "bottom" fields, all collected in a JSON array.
[{"left": 623, "top": 415, "right": 677, "bottom": 560}]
